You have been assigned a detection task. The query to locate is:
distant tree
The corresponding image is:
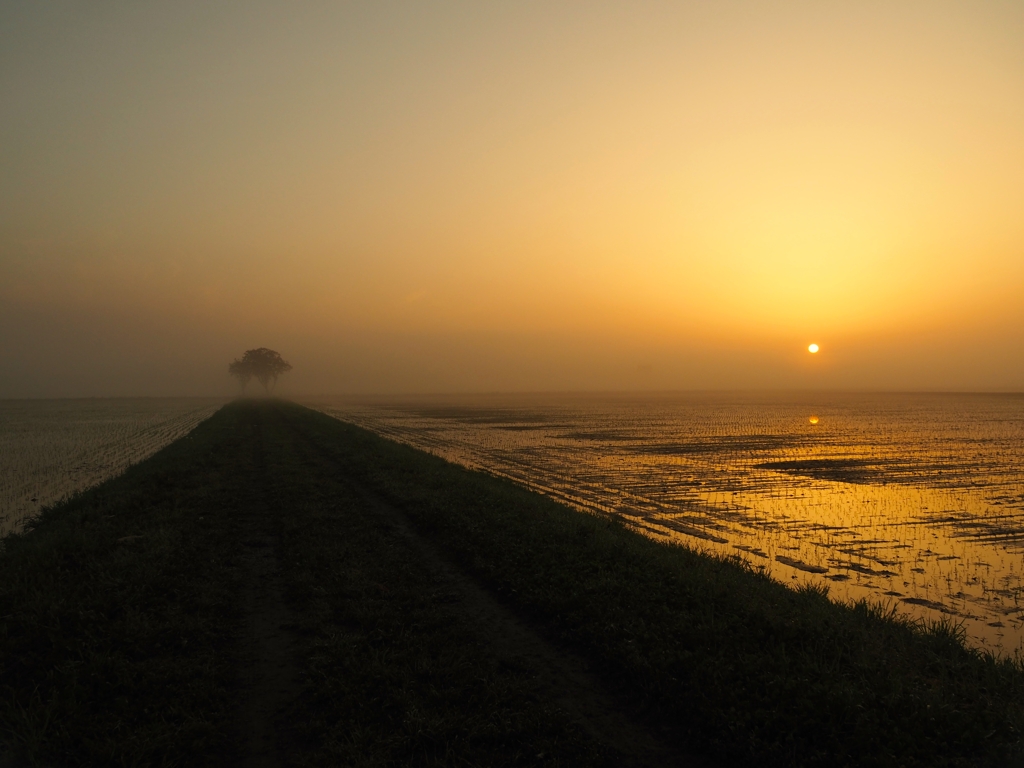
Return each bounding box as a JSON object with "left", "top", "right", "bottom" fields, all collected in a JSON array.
[{"left": 228, "top": 348, "right": 292, "bottom": 394}]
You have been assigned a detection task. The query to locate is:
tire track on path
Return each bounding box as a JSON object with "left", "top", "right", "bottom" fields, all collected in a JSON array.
[
  {"left": 275, "top": 403, "right": 706, "bottom": 768},
  {"left": 235, "top": 408, "right": 303, "bottom": 768}
]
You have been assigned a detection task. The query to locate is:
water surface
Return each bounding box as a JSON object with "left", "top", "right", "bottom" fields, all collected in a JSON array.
[{"left": 310, "top": 392, "right": 1024, "bottom": 655}]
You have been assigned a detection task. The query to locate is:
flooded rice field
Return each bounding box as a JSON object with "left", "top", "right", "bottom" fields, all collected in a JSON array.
[
  {"left": 309, "top": 392, "right": 1024, "bottom": 655},
  {"left": 0, "top": 399, "right": 223, "bottom": 536}
]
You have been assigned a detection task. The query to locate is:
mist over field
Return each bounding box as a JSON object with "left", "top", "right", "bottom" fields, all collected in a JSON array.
[{"left": 2, "top": 1, "right": 1023, "bottom": 397}]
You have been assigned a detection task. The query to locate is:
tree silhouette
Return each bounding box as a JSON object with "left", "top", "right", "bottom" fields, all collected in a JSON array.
[{"left": 229, "top": 348, "right": 292, "bottom": 394}]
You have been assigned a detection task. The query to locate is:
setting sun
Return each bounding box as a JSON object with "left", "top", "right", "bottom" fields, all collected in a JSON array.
[
  {"left": 808, "top": 344, "right": 820, "bottom": 354},
  {"left": 809, "top": 415, "right": 820, "bottom": 425}
]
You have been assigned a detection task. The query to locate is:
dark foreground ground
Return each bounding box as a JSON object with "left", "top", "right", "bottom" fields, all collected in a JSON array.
[{"left": 1, "top": 400, "right": 1023, "bottom": 767}]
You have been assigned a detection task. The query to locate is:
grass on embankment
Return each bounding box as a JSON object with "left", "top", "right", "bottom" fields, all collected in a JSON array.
[
  {"left": 260, "top": 405, "right": 623, "bottom": 767},
  {"left": 284, "top": 402, "right": 1024, "bottom": 768},
  {"left": 0, "top": 407, "right": 251, "bottom": 765},
  {"left": 0, "top": 401, "right": 621, "bottom": 767},
  {"left": 2, "top": 399, "right": 1023, "bottom": 767}
]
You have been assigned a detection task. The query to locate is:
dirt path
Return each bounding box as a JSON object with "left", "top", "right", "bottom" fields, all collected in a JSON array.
[
  {"left": 229, "top": 404, "right": 707, "bottom": 765},
  {"left": 282, "top": 408, "right": 707, "bottom": 767},
  {"left": 346, "top": 480, "right": 693, "bottom": 766},
  {"left": 235, "top": 413, "right": 304, "bottom": 768}
]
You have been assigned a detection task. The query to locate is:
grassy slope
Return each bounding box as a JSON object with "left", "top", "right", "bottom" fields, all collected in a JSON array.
[
  {"left": 0, "top": 404, "right": 253, "bottom": 765},
  {"left": 1, "top": 399, "right": 1022, "bottom": 767},
  {"left": 261, "top": 404, "right": 622, "bottom": 767},
  {"left": 283, "top": 402, "right": 1024, "bottom": 768},
  {"left": 0, "top": 402, "right": 618, "bottom": 767}
]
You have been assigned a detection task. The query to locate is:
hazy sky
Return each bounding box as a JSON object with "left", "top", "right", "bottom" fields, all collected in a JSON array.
[{"left": 3, "top": 1, "right": 1023, "bottom": 396}]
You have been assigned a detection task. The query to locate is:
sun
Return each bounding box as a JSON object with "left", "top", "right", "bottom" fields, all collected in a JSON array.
[
  {"left": 808, "top": 343, "right": 819, "bottom": 354},
  {"left": 809, "top": 415, "right": 819, "bottom": 425}
]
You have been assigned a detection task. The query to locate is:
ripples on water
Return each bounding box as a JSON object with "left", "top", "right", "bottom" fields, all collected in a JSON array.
[
  {"left": 0, "top": 399, "right": 223, "bottom": 537},
  {"left": 309, "top": 392, "right": 1024, "bottom": 655}
]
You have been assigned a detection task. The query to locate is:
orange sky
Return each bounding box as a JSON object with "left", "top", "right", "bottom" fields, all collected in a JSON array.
[{"left": 2, "top": 1, "right": 1023, "bottom": 396}]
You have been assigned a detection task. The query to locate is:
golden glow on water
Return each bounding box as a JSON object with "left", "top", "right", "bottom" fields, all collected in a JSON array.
[
  {"left": 809, "top": 415, "right": 820, "bottom": 425},
  {"left": 312, "top": 393, "right": 1024, "bottom": 655}
]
